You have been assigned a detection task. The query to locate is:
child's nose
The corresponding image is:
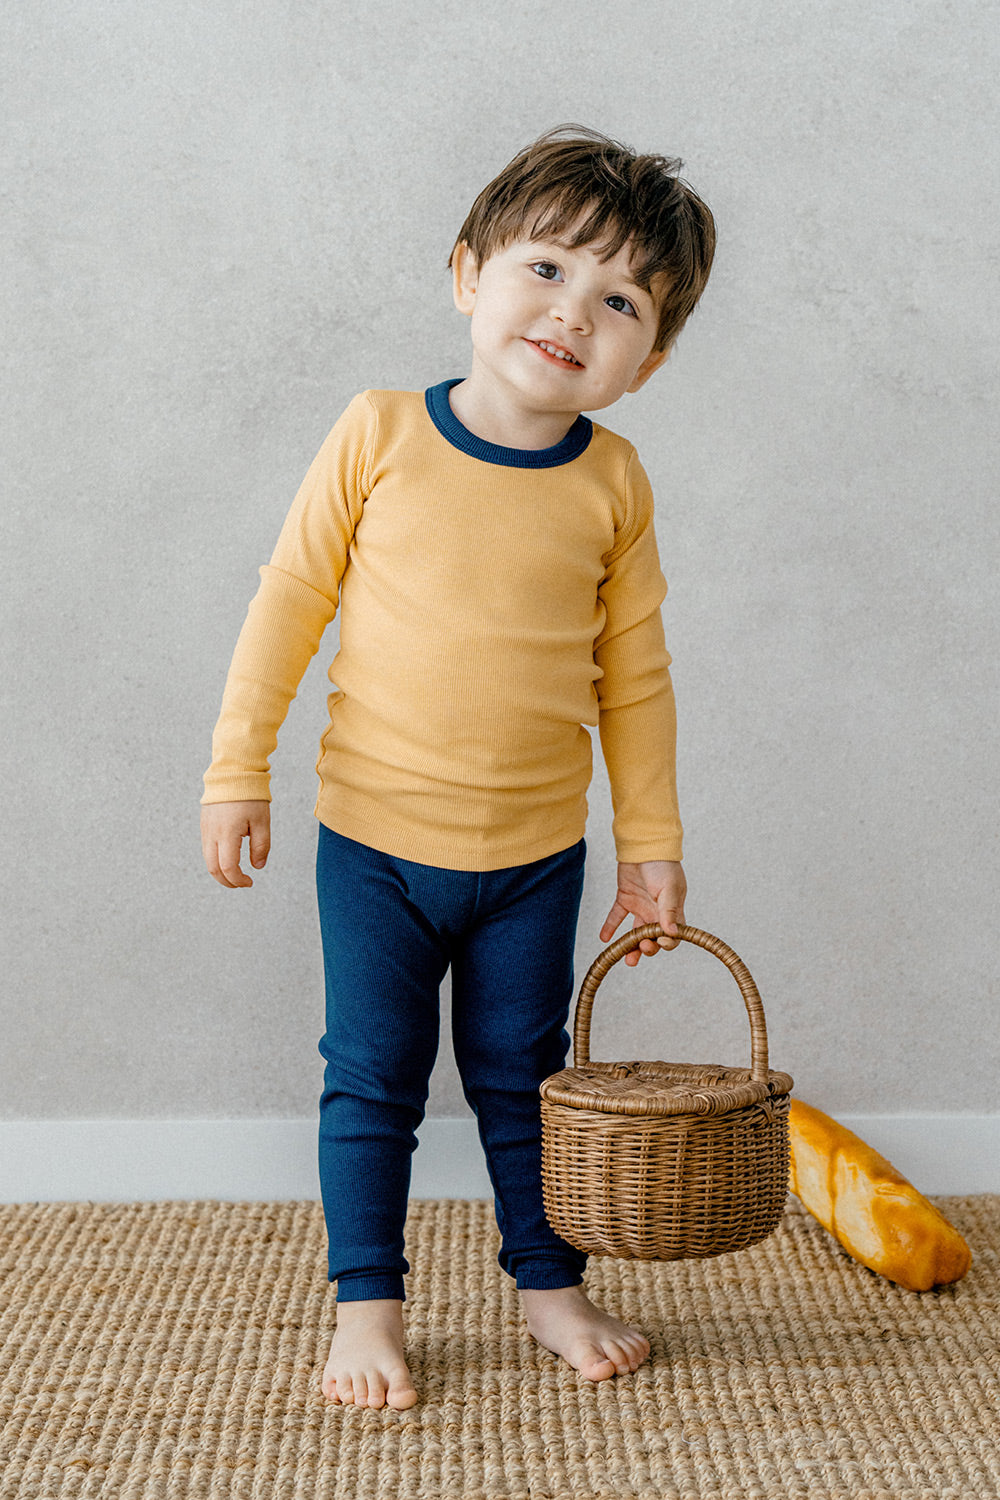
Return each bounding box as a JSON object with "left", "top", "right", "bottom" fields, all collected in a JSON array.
[{"left": 551, "top": 299, "right": 592, "bottom": 336}]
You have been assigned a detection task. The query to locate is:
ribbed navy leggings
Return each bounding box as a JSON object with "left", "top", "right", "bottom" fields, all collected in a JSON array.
[{"left": 315, "top": 823, "right": 589, "bottom": 1302}]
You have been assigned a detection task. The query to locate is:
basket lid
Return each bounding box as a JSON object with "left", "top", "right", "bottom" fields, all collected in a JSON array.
[{"left": 540, "top": 1059, "right": 792, "bottom": 1118}]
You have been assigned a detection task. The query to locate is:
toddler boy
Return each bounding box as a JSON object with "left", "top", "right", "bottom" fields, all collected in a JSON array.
[{"left": 201, "top": 125, "right": 715, "bottom": 1409}]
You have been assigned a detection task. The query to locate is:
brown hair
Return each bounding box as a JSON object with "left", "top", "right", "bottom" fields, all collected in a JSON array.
[{"left": 448, "top": 124, "right": 716, "bottom": 353}]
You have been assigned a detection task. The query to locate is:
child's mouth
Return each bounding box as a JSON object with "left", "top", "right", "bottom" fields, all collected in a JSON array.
[{"left": 529, "top": 340, "right": 585, "bottom": 369}]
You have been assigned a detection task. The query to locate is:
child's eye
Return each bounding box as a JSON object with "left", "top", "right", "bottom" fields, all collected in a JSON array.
[
  {"left": 530, "top": 261, "right": 563, "bottom": 281},
  {"left": 606, "top": 294, "right": 637, "bottom": 317}
]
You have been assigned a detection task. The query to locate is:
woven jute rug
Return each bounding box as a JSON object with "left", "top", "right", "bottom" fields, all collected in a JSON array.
[{"left": 1, "top": 1197, "right": 997, "bottom": 1500}]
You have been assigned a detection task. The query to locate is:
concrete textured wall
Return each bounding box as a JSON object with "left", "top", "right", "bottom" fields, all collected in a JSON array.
[{"left": 3, "top": 0, "right": 998, "bottom": 1139}]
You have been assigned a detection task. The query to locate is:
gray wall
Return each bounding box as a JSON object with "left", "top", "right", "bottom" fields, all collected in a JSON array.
[{"left": 4, "top": 0, "right": 997, "bottom": 1130}]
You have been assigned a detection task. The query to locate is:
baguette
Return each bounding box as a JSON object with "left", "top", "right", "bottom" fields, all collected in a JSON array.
[{"left": 788, "top": 1099, "right": 971, "bottom": 1291}]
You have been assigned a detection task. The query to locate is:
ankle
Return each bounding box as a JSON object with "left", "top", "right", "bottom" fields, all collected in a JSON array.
[
  {"left": 335, "top": 1297, "right": 404, "bottom": 1324},
  {"left": 519, "top": 1284, "right": 585, "bottom": 1303}
]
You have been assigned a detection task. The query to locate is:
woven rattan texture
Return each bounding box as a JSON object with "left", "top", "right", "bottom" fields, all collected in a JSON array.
[
  {"left": 1, "top": 1197, "right": 998, "bottom": 1499},
  {"left": 540, "top": 1097, "right": 791, "bottom": 1260}
]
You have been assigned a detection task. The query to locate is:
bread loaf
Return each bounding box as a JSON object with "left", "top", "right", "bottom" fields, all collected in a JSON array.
[{"left": 788, "top": 1099, "right": 971, "bottom": 1291}]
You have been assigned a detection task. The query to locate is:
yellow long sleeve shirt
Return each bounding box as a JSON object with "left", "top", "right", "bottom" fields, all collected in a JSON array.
[{"left": 202, "top": 382, "right": 683, "bottom": 870}]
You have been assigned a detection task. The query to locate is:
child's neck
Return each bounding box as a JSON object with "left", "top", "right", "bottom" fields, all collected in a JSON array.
[{"left": 448, "top": 372, "right": 580, "bottom": 451}]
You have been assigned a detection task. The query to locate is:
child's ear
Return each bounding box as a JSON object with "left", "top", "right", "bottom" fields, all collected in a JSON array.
[
  {"left": 452, "top": 242, "right": 479, "bottom": 316},
  {"left": 627, "top": 344, "right": 671, "bottom": 393}
]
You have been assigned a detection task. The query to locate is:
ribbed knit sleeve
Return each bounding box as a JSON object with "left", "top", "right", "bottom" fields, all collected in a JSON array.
[
  {"left": 201, "top": 393, "right": 374, "bottom": 804},
  {"left": 594, "top": 449, "right": 683, "bottom": 863}
]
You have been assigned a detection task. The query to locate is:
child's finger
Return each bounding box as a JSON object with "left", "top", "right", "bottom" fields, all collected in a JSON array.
[
  {"left": 599, "top": 898, "right": 628, "bottom": 941},
  {"left": 655, "top": 896, "right": 683, "bottom": 949},
  {"left": 217, "top": 832, "right": 253, "bottom": 888},
  {"left": 249, "top": 820, "right": 270, "bottom": 869},
  {"left": 635, "top": 929, "right": 663, "bottom": 960}
]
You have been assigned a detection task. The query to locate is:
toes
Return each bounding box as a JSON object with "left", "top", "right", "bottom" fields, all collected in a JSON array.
[
  {"left": 621, "top": 1336, "right": 651, "bottom": 1371},
  {"left": 386, "top": 1365, "right": 418, "bottom": 1409},
  {"left": 622, "top": 1333, "right": 651, "bottom": 1369},
  {"left": 579, "top": 1342, "right": 618, "bottom": 1380},
  {"left": 578, "top": 1333, "right": 651, "bottom": 1380},
  {"left": 591, "top": 1337, "right": 632, "bottom": 1376},
  {"left": 387, "top": 1380, "right": 419, "bottom": 1411},
  {"left": 325, "top": 1373, "right": 352, "bottom": 1404},
  {"left": 323, "top": 1360, "right": 416, "bottom": 1409}
]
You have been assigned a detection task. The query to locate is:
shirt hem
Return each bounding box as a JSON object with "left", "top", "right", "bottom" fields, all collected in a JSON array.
[{"left": 315, "top": 795, "right": 587, "bottom": 872}]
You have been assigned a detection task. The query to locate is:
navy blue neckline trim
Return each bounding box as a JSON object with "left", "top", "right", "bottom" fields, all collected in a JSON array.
[{"left": 424, "top": 379, "right": 592, "bottom": 468}]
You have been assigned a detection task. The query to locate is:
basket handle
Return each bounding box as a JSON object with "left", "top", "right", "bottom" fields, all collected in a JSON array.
[{"left": 573, "top": 923, "right": 770, "bottom": 1082}]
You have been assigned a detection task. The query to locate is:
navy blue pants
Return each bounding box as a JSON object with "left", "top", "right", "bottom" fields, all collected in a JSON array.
[{"left": 316, "top": 823, "right": 589, "bottom": 1302}]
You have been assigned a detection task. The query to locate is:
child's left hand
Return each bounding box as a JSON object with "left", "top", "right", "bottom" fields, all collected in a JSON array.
[{"left": 600, "top": 861, "right": 687, "bottom": 966}]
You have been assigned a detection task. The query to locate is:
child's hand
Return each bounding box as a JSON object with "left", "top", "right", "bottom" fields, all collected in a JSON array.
[
  {"left": 600, "top": 860, "right": 687, "bottom": 966},
  {"left": 200, "top": 800, "right": 271, "bottom": 888}
]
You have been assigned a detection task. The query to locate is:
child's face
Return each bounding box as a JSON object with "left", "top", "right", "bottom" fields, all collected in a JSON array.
[{"left": 452, "top": 226, "right": 669, "bottom": 419}]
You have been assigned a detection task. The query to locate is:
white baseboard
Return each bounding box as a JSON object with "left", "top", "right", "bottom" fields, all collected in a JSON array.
[{"left": 0, "top": 1115, "right": 996, "bottom": 1204}]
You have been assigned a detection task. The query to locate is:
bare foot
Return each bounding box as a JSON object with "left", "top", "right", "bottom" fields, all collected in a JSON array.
[
  {"left": 322, "top": 1298, "right": 418, "bottom": 1409},
  {"left": 520, "top": 1285, "right": 651, "bottom": 1381}
]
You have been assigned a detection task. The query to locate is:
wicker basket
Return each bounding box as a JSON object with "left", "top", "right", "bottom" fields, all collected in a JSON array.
[{"left": 540, "top": 922, "right": 793, "bottom": 1261}]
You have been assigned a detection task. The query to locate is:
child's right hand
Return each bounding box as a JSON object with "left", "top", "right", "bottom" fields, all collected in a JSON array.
[{"left": 200, "top": 800, "right": 271, "bottom": 888}]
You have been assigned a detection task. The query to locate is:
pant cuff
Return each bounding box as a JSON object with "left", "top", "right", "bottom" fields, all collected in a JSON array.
[
  {"left": 334, "top": 1272, "right": 406, "bottom": 1303},
  {"left": 514, "top": 1266, "right": 586, "bottom": 1291}
]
